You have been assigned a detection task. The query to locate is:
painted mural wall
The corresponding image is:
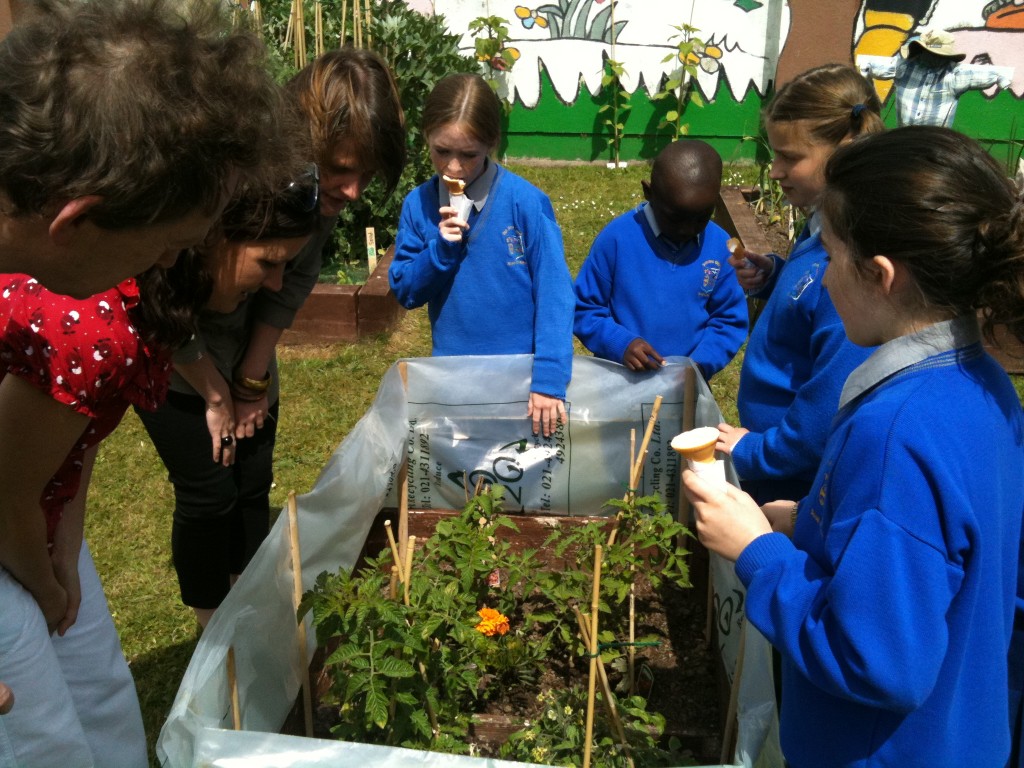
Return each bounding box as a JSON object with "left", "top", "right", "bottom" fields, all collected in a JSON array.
[{"left": 409, "top": 0, "right": 1024, "bottom": 163}]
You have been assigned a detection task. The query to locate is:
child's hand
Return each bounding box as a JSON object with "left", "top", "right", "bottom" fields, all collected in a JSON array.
[
  {"left": 716, "top": 422, "right": 749, "bottom": 455},
  {"left": 762, "top": 500, "right": 799, "bottom": 537},
  {"left": 728, "top": 247, "right": 773, "bottom": 293},
  {"left": 623, "top": 338, "right": 665, "bottom": 371},
  {"left": 438, "top": 205, "right": 469, "bottom": 243},
  {"left": 528, "top": 392, "right": 565, "bottom": 437},
  {"left": 682, "top": 469, "right": 772, "bottom": 561}
]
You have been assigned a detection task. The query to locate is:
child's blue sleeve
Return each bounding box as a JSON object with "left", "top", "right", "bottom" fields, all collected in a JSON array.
[
  {"left": 389, "top": 188, "right": 465, "bottom": 309},
  {"left": 572, "top": 237, "right": 637, "bottom": 364},
  {"left": 731, "top": 297, "right": 870, "bottom": 482}
]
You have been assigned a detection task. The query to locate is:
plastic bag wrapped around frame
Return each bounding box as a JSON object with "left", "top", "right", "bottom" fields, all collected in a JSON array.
[{"left": 157, "top": 355, "right": 779, "bottom": 768}]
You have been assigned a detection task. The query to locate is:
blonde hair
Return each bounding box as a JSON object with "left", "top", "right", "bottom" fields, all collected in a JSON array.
[{"left": 765, "top": 64, "right": 884, "bottom": 145}]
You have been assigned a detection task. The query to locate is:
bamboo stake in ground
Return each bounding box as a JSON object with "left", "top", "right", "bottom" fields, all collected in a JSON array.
[
  {"left": 287, "top": 491, "right": 314, "bottom": 737},
  {"left": 573, "top": 607, "right": 634, "bottom": 768},
  {"left": 314, "top": 0, "right": 323, "bottom": 57},
  {"left": 403, "top": 535, "right": 416, "bottom": 607},
  {"left": 720, "top": 621, "right": 748, "bottom": 764},
  {"left": 339, "top": 0, "right": 348, "bottom": 45},
  {"left": 397, "top": 361, "right": 410, "bottom": 563},
  {"left": 362, "top": 0, "right": 373, "bottom": 47},
  {"left": 583, "top": 544, "right": 604, "bottom": 768},
  {"left": 383, "top": 519, "right": 404, "bottom": 582},
  {"left": 227, "top": 645, "right": 241, "bottom": 730}
]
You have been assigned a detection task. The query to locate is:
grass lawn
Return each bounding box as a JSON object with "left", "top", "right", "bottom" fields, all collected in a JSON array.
[{"left": 84, "top": 160, "right": 1020, "bottom": 766}]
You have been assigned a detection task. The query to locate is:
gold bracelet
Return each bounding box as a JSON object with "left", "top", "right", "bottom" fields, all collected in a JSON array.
[
  {"left": 790, "top": 502, "right": 799, "bottom": 530},
  {"left": 233, "top": 371, "right": 271, "bottom": 393}
]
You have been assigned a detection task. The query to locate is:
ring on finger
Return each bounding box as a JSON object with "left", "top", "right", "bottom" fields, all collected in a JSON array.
[{"left": 221, "top": 435, "right": 234, "bottom": 447}]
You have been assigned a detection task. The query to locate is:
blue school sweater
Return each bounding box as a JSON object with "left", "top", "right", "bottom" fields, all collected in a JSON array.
[
  {"left": 736, "top": 318, "right": 1024, "bottom": 767},
  {"left": 572, "top": 206, "right": 747, "bottom": 379},
  {"left": 732, "top": 218, "right": 874, "bottom": 503},
  {"left": 389, "top": 165, "right": 574, "bottom": 399}
]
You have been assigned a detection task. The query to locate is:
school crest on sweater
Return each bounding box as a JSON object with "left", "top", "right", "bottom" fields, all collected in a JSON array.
[{"left": 503, "top": 226, "right": 527, "bottom": 267}]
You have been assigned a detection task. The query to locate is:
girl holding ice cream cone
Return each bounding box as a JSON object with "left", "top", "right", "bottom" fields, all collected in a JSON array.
[
  {"left": 684, "top": 126, "right": 1024, "bottom": 768},
  {"left": 389, "top": 74, "right": 575, "bottom": 438}
]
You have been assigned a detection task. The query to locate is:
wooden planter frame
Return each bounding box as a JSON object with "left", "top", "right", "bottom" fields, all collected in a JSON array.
[{"left": 281, "top": 245, "right": 405, "bottom": 345}]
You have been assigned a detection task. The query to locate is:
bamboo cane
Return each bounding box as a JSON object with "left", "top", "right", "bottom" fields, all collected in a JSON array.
[
  {"left": 340, "top": 0, "right": 348, "bottom": 45},
  {"left": 403, "top": 535, "right": 416, "bottom": 607},
  {"left": 628, "top": 394, "right": 663, "bottom": 493},
  {"left": 397, "top": 361, "right": 409, "bottom": 564},
  {"left": 287, "top": 491, "right": 314, "bottom": 737},
  {"left": 227, "top": 645, "right": 241, "bottom": 730},
  {"left": 314, "top": 0, "right": 323, "bottom": 57},
  {"left": 352, "top": 0, "right": 361, "bottom": 48},
  {"left": 582, "top": 544, "right": 603, "bottom": 768},
  {"left": 573, "top": 607, "right": 633, "bottom": 767},
  {"left": 383, "top": 519, "right": 405, "bottom": 582},
  {"left": 610, "top": 395, "right": 663, "bottom": 548},
  {"left": 284, "top": 1, "right": 294, "bottom": 50},
  {"left": 629, "top": 427, "right": 636, "bottom": 497},
  {"left": 720, "top": 621, "right": 747, "bottom": 764},
  {"left": 622, "top": 577, "right": 630, "bottom": 696},
  {"left": 388, "top": 565, "right": 399, "bottom": 601},
  {"left": 363, "top": 0, "right": 373, "bottom": 47}
]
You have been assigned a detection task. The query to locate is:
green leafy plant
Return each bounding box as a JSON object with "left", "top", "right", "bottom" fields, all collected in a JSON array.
[
  {"left": 599, "top": 58, "right": 632, "bottom": 167},
  {"left": 301, "top": 485, "right": 693, "bottom": 762},
  {"left": 500, "top": 687, "right": 689, "bottom": 767},
  {"left": 468, "top": 15, "right": 518, "bottom": 115},
  {"left": 653, "top": 24, "right": 707, "bottom": 141}
]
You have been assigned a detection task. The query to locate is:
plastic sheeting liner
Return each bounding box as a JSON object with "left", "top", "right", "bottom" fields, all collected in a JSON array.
[{"left": 157, "top": 355, "right": 780, "bottom": 768}]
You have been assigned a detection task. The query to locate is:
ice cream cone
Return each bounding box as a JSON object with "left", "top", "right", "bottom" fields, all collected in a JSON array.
[{"left": 671, "top": 427, "right": 719, "bottom": 464}]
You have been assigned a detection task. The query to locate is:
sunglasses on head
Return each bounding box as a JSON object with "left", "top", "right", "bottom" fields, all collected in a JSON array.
[{"left": 281, "top": 163, "right": 320, "bottom": 214}]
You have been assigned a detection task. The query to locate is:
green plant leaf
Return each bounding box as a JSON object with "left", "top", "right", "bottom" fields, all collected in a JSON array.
[{"left": 377, "top": 655, "right": 417, "bottom": 678}]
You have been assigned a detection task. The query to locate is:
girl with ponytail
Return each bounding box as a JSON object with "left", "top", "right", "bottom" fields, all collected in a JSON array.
[
  {"left": 717, "top": 64, "right": 886, "bottom": 506},
  {"left": 685, "top": 125, "right": 1024, "bottom": 767}
]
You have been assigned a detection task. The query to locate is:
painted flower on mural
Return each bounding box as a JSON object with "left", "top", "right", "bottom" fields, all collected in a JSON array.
[
  {"left": 681, "top": 40, "right": 724, "bottom": 75},
  {"left": 515, "top": 5, "right": 549, "bottom": 30},
  {"left": 475, "top": 606, "right": 510, "bottom": 637}
]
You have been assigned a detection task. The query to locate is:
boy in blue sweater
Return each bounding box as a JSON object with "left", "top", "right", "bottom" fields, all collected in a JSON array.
[{"left": 573, "top": 139, "right": 747, "bottom": 379}]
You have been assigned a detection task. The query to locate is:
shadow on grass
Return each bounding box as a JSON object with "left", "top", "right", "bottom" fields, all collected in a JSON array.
[{"left": 131, "top": 635, "right": 200, "bottom": 767}]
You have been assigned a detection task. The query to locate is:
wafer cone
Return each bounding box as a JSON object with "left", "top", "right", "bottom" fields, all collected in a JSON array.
[{"left": 671, "top": 426, "right": 719, "bottom": 464}]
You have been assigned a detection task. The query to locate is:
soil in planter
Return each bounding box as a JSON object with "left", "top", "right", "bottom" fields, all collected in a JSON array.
[
  {"left": 467, "top": 575, "right": 723, "bottom": 763},
  {"left": 287, "top": 509, "right": 724, "bottom": 765}
]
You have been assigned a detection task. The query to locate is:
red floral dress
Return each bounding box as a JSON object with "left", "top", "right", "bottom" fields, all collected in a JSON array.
[{"left": 0, "top": 274, "right": 172, "bottom": 544}]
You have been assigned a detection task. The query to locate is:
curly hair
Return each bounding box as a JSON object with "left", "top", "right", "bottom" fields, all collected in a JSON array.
[
  {"left": 0, "top": 0, "right": 300, "bottom": 228},
  {"left": 287, "top": 47, "right": 406, "bottom": 197}
]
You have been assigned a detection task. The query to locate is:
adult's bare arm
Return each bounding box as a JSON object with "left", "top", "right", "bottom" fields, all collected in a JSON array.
[{"left": 0, "top": 375, "right": 89, "bottom": 631}]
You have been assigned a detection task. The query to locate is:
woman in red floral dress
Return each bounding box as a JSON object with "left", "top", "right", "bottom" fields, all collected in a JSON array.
[{"left": 0, "top": 176, "right": 319, "bottom": 768}]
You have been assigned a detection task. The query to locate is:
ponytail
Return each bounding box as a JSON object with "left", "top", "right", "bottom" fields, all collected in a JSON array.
[
  {"left": 766, "top": 64, "right": 884, "bottom": 145},
  {"left": 975, "top": 190, "right": 1024, "bottom": 343},
  {"left": 823, "top": 126, "right": 1024, "bottom": 343}
]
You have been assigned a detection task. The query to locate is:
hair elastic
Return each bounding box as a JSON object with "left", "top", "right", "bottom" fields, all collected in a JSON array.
[{"left": 851, "top": 103, "right": 866, "bottom": 118}]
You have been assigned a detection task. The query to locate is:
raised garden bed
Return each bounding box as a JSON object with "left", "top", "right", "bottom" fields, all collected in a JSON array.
[
  {"left": 282, "top": 501, "right": 726, "bottom": 766},
  {"left": 281, "top": 245, "right": 404, "bottom": 345}
]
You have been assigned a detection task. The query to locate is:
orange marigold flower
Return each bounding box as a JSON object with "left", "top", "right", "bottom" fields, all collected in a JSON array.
[{"left": 475, "top": 606, "right": 510, "bottom": 636}]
